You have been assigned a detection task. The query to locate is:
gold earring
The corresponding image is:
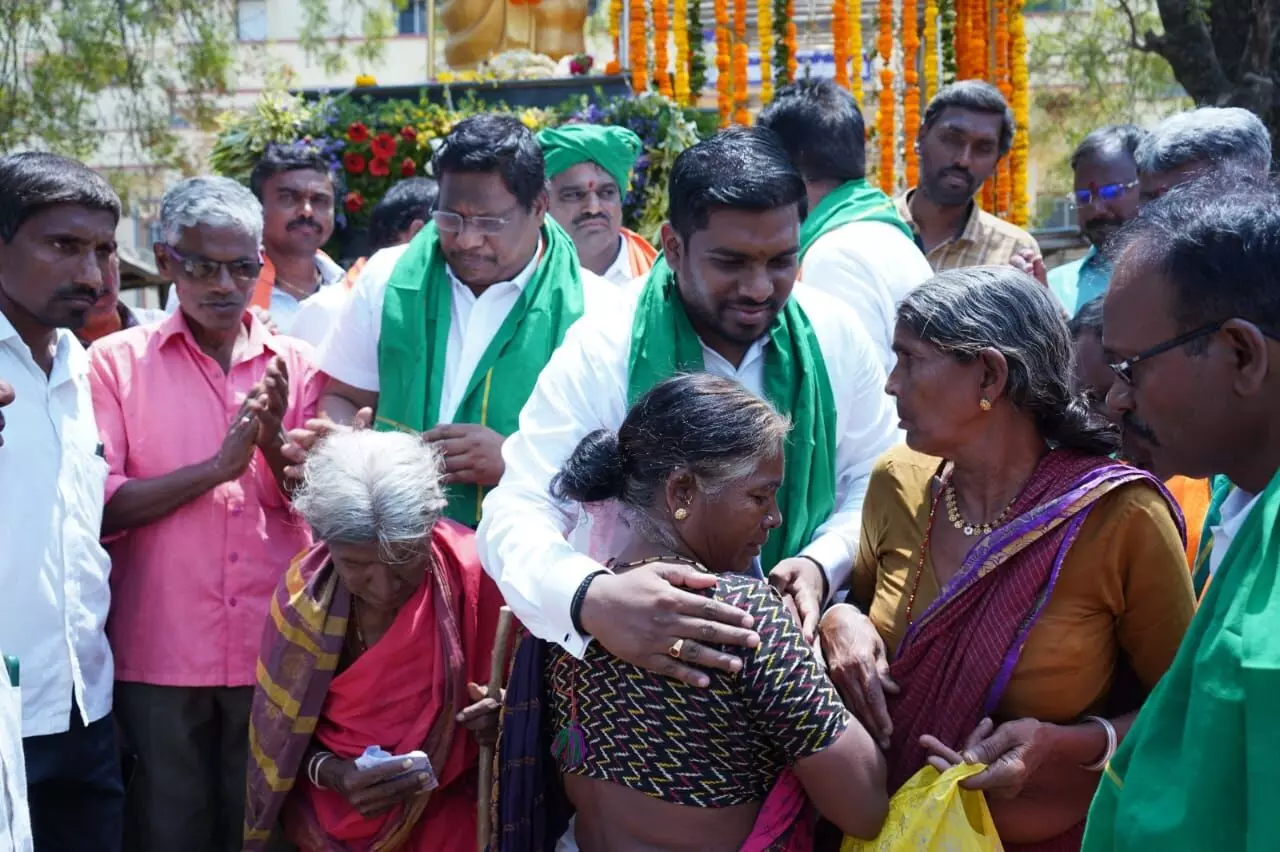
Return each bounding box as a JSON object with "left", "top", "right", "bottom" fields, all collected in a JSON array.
[
  {"left": 979, "top": 398, "right": 992, "bottom": 412},
  {"left": 674, "top": 507, "right": 689, "bottom": 521}
]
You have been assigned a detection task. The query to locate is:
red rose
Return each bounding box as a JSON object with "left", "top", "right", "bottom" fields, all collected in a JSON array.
[
  {"left": 400, "top": 126, "right": 417, "bottom": 142},
  {"left": 347, "top": 122, "right": 370, "bottom": 143},
  {"left": 343, "top": 152, "right": 366, "bottom": 175},
  {"left": 371, "top": 132, "right": 397, "bottom": 160},
  {"left": 369, "top": 157, "right": 391, "bottom": 177},
  {"left": 400, "top": 157, "right": 417, "bottom": 177},
  {"left": 344, "top": 191, "right": 365, "bottom": 213}
]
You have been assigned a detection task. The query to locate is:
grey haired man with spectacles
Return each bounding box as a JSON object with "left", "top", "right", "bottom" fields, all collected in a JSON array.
[{"left": 87, "top": 174, "right": 327, "bottom": 852}]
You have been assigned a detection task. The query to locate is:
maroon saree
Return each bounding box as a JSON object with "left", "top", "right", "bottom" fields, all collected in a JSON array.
[{"left": 883, "top": 451, "right": 1181, "bottom": 852}]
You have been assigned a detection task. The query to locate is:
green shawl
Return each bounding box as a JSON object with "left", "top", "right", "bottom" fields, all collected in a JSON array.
[
  {"left": 1191, "top": 473, "right": 1234, "bottom": 597},
  {"left": 626, "top": 258, "right": 837, "bottom": 572},
  {"left": 1082, "top": 466, "right": 1280, "bottom": 852},
  {"left": 376, "top": 219, "right": 585, "bottom": 526},
  {"left": 797, "top": 179, "right": 914, "bottom": 262}
]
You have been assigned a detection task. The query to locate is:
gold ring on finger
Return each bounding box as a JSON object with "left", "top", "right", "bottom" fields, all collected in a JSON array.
[{"left": 667, "top": 638, "right": 685, "bottom": 659}]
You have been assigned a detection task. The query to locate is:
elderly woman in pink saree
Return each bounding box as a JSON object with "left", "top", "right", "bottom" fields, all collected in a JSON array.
[{"left": 818, "top": 268, "right": 1196, "bottom": 851}]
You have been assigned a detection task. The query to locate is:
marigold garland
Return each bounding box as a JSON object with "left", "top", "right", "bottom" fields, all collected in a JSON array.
[
  {"left": 1009, "top": 0, "right": 1030, "bottom": 226},
  {"left": 785, "top": 0, "right": 798, "bottom": 81},
  {"left": 903, "top": 0, "right": 920, "bottom": 189},
  {"left": 759, "top": 0, "right": 775, "bottom": 104},
  {"left": 993, "top": 0, "right": 1012, "bottom": 218},
  {"left": 733, "top": 0, "right": 749, "bottom": 124},
  {"left": 923, "top": 0, "right": 939, "bottom": 102},
  {"left": 716, "top": 0, "right": 732, "bottom": 126},
  {"left": 833, "top": 0, "right": 850, "bottom": 90},
  {"left": 674, "top": 0, "right": 691, "bottom": 104},
  {"left": 630, "top": 0, "right": 648, "bottom": 94},
  {"left": 654, "top": 0, "right": 673, "bottom": 98},
  {"left": 877, "top": 0, "right": 894, "bottom": 194},
  {"left": 850, "top": 0, "right": 863, "bottom": 104},
  {"left": 688, "top": 0, "right": 708, "bottom": 96},
  {"left": 940, "top": 0, "right": 956, "bottom": 83},
  {"left": 609, "top": 0, "right": 623, "bottom": 77}
]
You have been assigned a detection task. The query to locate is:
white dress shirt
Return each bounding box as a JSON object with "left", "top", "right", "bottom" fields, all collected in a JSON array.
[
  {"left": 0, "top": 315, "right": 113, "bottom": 737},
  {"left": 800, "top": 220, "right": 934, "bottom": 376},
  {"left": 318, "top": 242, "right": 620, "bottom": 423},
  {"left": 600, "top": 235, "right": 635, "bottom": 286},
  {"left": 477, "top": 284, "right": 900, "bottom": 656},
  {"left": 1208, "top": 485, "right": 1262, "bottom": 577}
]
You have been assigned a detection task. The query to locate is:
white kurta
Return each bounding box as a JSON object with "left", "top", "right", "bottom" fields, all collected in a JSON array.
[
  {"left": 800, "top": 220, "right": 934, "bottom": 376},
  {"left": 477, "top": 283, "right": 901, "bottom": 656}
]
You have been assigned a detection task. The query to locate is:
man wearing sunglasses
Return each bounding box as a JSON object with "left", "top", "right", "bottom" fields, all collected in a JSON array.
[
  {"left": 87, "top": 176, "right": 326, "bottom": 852},
  {"left": 1082, "top": 180, "right": 1280, "bottom": 852},
  {"left": 316, "top": 114, "right": 618, "bottom": 529},
  {"left": 1047, "top": 125, "right": 1146, "bottom": 317}
]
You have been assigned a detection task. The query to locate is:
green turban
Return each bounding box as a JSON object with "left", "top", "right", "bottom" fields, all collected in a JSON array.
[{"left": 537, "top": 124, "right": 643, "bottom": 192}]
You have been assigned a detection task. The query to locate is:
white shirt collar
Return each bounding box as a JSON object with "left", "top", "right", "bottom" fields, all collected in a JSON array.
[
  {"left": 601, "top": 235, "right": 632, "bottom": 285},
  {"left": 445, "top": 239, "right": 543, "bottom": 294},
  {"left": 1219, "top": 487, "right": 1261, "bottom": 538},
  {"left": 0, "top": 310, "right": 83, "bottom": 385}
]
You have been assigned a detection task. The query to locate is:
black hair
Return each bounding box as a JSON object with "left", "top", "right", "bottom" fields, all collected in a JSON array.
[
  {"left": 1068, "top": 295, "right": 1105, "bottom": 338},
  {"left": 1112, "top": 177, "right": 1280, "bottom": 345},
  {"left": 550, "top": 373, "right": 790, "bottom": 511},
  {"left": 667, "top": 127, "right": 808, "bottom": 242},
  {"left": 756, "top": 79, "right": 866, "bottom": 183},
  {"left": 431, "top": 114, "right": 545, "bottom": 210},
  {"left": 0, "top": 152, "right": 121, "bottom": 243},
  {"left": 1070, "top": 125, "right": 1147, "bottom": 172},
  {"left": 921, "top": 80, "right": 1015, "bottom": 158},
  {"left": 249, "top": 143, "right": 332, "bottom": 201},
  {"left": 368, "top": 177, "right": 439, "bottom": 252}
]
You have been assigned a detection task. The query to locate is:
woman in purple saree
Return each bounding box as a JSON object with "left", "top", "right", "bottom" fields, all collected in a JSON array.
[
  {"left": 494, "top": 374, "right": 889, "bottom": 852},
  {"left": 818, "top": 268, "right": 1196, "bottom": 851}
]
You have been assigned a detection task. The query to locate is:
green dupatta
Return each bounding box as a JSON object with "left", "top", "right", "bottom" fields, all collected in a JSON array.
[
  {"left": 376, "top": 219, "right": 585, "bottom": 526},
  {"left": 626, "top": 258, "right": 837, "bottom": 572},
  {"left": 797, "top": 179, "right": 914, "bottom": 262},
  {"left": 1082, "top": 465, "right": 1280, "bottom": 852}
]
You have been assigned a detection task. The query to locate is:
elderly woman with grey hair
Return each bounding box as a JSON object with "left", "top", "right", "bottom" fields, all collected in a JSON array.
[
  {"left": 817, "top": 267, "right": 1195, "bottom": 851},
  {"left": 87, "top": 175, "right": 327, "bottom": 851},
  {"left": 244, "top": 429, "right": 506, "bottom": 852}
]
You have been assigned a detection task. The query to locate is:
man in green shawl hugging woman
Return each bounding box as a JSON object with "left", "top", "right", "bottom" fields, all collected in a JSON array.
[{"left": 314, "top": 113, "right": 621, "bottom": 528}]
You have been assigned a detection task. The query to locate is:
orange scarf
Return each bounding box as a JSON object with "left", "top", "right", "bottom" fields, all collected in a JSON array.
[
  {"left": 249, "top": 252, "right": 341, "bottom": 309},
  {"left": 621, "top": 228, "right": 658, "bottom": 278}
]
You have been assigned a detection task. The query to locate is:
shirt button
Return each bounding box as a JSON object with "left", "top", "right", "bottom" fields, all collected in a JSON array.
[
  {"left": 229, "top": 553, "right": 239, "bottom": 564},
  {"left": 229, "top": 597, "right": 238, "bottom": 607}
]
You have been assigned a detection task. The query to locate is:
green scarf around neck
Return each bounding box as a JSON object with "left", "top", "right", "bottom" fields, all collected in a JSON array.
[
  {"left": 626, "top": 258, "right": 837, "bottom": 572},
  {"left": 376, "top": 219, "right": 585, "bottom": 526},
  {"left": 798, "top": 179, "right": 914, "bottom": 262},
  {"left": 1081, "top": 465, "right": 1280, "bottom": 852}
]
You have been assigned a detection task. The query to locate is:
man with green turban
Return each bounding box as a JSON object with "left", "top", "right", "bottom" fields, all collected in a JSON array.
[{"left": 537, "top": 123, "right": 658, "bottom": 285}]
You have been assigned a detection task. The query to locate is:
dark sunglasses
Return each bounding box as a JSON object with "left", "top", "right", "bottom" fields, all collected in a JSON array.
[
  {"left": 1109, "top": 320, "right": 1280, "bottom": 385},
  {"left": 160, "top": 244, "right": 263, "bottom": 283},
  {"left": 1069, "top": 181, "right": 1139, "bottom": 209}
]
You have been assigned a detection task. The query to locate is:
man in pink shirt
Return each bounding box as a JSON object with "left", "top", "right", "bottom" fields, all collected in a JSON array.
[{"left": 88, "top": 176, "right": 324, "bottom": 852}]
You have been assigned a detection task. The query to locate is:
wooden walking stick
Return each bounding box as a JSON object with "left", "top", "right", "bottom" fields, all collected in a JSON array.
[{"left": 478, "top": 606, "right": 514, "bottom": 852}]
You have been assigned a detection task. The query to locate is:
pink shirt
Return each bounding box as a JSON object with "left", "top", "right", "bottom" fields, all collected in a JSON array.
[{"left": 88, "top": 312, "right": 324, "bottom": 687}]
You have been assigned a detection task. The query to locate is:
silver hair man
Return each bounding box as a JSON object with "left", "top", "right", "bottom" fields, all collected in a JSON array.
[
  {"left": 1135, "top": 107, "right": 1272, "bottom": 201},
  {"left": 292, "top": 430, "right": 447, "bottom": 559},
  {"left": 159, "top": 175, "right": 264, "bottom": 245}
]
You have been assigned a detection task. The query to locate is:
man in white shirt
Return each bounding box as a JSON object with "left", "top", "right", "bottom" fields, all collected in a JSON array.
[
  {"left": 0, "top": 152, "right": 124, "bottom": 852},
  {"left": 478, "top": 127, "right": 898, "bottom": 685},
  {"left": 318, "top": 114, "right": 618, "bottom": 528},
  {"left": 758, "top": 80, "right": 933, "bottom": 374}
]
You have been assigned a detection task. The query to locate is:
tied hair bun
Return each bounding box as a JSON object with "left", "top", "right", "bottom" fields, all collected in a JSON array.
[{"left": 550, "top": 428, "right": 627, "bottom": 504}]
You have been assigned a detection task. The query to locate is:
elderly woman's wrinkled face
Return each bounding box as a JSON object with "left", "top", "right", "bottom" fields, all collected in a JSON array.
[
  {"left": 674, "top": 449, "right": 784, "bottom": 574},
  {"left": 887, "top": 324, "right": 989, "bottom": 456},
  {"left": 329, "top": 540, "right": 431, "bottom": 612}
]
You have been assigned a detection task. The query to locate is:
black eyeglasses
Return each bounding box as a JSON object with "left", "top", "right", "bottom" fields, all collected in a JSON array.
[
  {"left": 160, "top": 245, "right": 263, "bottom": 283},
  {"left": 1068, "top": 180, "right": 1139, "bottom": 209},
  {"left": 1108, "top": 321, "right": 1223, "bottom": 385}
]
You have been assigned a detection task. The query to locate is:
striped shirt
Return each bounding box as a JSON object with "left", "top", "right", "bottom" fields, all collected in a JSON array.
[{"left": 896, "top": 189, "right": 1040, "bottom": 271}]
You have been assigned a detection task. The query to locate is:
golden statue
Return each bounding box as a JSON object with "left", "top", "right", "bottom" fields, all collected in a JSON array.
[{"left": 440, "top": 0, "right": 589, "bottom": 68}]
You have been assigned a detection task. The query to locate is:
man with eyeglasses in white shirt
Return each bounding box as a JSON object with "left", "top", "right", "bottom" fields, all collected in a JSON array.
[
  {"left": 0, "top": 151, "right": 124, "bottom": 852},
  {"left": 315, "top": 114, "right": 619, "bottom": 530}
]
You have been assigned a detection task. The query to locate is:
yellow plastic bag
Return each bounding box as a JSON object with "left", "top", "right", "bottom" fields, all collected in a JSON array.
[{"left": 841, "top": 763, "right": 1003, "bottom": 851}]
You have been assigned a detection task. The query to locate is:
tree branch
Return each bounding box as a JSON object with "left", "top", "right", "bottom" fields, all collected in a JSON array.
[{"left": 1115, "top": 0, "right": 1156, "bottom": 52}]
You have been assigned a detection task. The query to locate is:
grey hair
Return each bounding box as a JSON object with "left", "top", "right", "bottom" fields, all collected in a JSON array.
[
  {"left": 159, "top": 176, "right": 264, "bottom": 246},
  {"left": 898, "top": 267, "right": 1119, "bottom": 455},
  {"left": 1135, "top": 107, "right": 1272, "bottom": 178},
  {"left": 292, "top": 430, "right": 447, "bottom": 561}
]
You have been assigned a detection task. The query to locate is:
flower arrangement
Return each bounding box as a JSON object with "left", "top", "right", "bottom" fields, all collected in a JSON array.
[
  {"left": 715, "top": 0, "right": 731, "bottom": 126},
  {"left": 1009, "top": 0, "right": 1029, "bottom": 226},
  {"left": 209, "top": 88, "right": 701, "bottom": 242},
  {"left": 994, "top": 0, "right": 1012, "bottom": 218},
  {"left": 733, "top": 0, "right": 749, "bottom": 125},
  {"left": 608, "top": 0, "right": 623, "bottom": 75},
  {"left": 687, "top": 0, "right": 707, "bottom": 97},
  {"left": 785, "top": 0, "right": 798, "bottom": 80},
  {"left": 569, "top": 54, "right": 594, "bottom": 76},
  {"left": 674, "top": 0, "right": 692, "bottom": 104},
  {"left": 772, "top": 0, "right": 790, "bottom": 91},
  {"left": 923, "top": 0, "right": 939, "bottom": 102},
  {"left": 833, "top": 0, "right": 850, "bottom": 91},
  {"left": 849, "top": 0, "right": 863, "bottom": 104},
  {"left": 630, "top": 0, "right": 649, "bottom": 94},
  {"left": 941, "top": 0, "right": 956, "bottom": 83},
  {"left": 654, "top": 0, "right": 673, "bottom": 97},
  {"left": 758, "top": 0, "right": 774, "bottom": 104},
  {"left": 903, "top": 0, "right": 920, "bottom": 188},
  {"left": 877, "top": 0, "right": 895, "bottom": 194}
]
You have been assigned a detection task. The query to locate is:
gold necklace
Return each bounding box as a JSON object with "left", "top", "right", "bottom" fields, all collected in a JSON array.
[
  {"left": 944, "top": 482, "right": 1017, "bottom": 537},
  {"left": 274, "top": 274, "right": 318, "bottom": 301},
  {"left": 351, "top": 603, "right": 369, "bottom": 652},
  {"left": 610, "top": 554, "right": 707, "bottom": 571}
]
